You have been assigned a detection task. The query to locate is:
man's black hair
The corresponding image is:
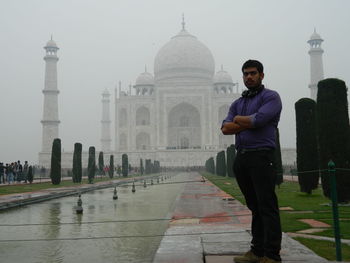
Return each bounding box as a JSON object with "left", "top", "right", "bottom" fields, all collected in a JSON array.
[{"left": 242, "top": 60, "right": 264, "bottom": 73}]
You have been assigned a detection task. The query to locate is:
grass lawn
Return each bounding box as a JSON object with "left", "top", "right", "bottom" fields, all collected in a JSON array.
[
  {"left": 0, "top": 174, "right": 147, "bottom": 196},
  {"left": 202, "top": 172, "right": 350, "bottom": 261},
  {"left": 294, "top": 237, "right": 350, "bottom": 261},
  {"left": 309, "top": 219, "right": 350, "bottom": 240}
]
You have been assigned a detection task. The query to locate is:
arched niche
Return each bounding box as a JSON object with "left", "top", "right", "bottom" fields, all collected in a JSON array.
[{"left": 136, "top": 106, "right": 150, "bottom": 126}]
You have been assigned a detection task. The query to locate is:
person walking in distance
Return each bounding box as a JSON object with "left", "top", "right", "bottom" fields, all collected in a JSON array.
[
  {"left": 221, "top": 60, "right": 282, "bottom": 263},
  {"left": 23, "top": 161, "right": 29, "bottom": 183},
  {"left": 0, "top": 162, "right": 5, "bottom": 184}
]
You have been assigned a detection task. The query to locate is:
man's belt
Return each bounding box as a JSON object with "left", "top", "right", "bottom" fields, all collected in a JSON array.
[{"left": 238, "top": 147, "right": 273, "bottom": 154}]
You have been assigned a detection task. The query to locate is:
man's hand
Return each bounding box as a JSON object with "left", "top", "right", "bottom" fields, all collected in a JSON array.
[
  {"left": 233, "top": 115, "right": 253, "bottom": 128},
  {"left": 221, "top": 122, "right": 246, "bottom": 135}
]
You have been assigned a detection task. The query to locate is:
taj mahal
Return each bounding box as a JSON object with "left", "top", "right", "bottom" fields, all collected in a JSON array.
[{"left": 38, "top": 20, "right": 324, "bottom": 168}]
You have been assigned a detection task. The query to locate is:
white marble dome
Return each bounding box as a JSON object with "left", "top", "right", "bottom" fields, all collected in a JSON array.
[
  {"left": 309, "top": 31, "right": 322, "bottom": 41},
  {"left": 154, "top": 29, "right": 215, "bottom": 82},
  {"left": 45, "top": 39, "right": 58, "bottom": 48},
  {"left": 135, "top": 71, "right": 154, "bottom": 86},
  {"left": 213, "top": 67, "right": 233, "bottom": 84}
]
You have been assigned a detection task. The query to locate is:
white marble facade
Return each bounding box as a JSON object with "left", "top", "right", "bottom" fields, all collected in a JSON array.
[
  {"left": 114, "top": 25, "right": 242, "bottom": 167},
  {"left": 39, "top": 24, "right": 297, "bottom": 168}
]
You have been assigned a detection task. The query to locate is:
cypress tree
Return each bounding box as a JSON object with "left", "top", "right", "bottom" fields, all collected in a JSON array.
[
  {"left": 122, "top": 154, "right": 128, "bottom": 177},
  {"left": 145, "top": 159, "right": 151, "bottom": 174},
  {"left": 216, "top": 151, "right": 226, "bottom": 176},
  {"left": 317, "top": 78, "right": 350, "bottom": 202},
  {"left": 154, "top": 161, "right": 160, "bottom": 173},
  {"left": 274, "top": 128, "right": 283, "bottom": 186},
  {"left": 208, "top": 157, "right": 215, "bottom": 174},
  {"left": 98, "top": 151, "right": 104, "bottom": 176},
  {"left": 50, "top": 138, "right": 61, "bottom": 185},
  {"left": 72, "top": 143, "right": 82, "bottom": 183},
  {"left": 27, "top": 166, "right": 33, "bottom": 184},
  {"left": 140, "top": 159, "right": 144, "bottom": 175},
  {"left": 109, "top": 155, "right": 114, "bottom": 178},
  {"left": 295, "top": 98, "right": 319, "bottom": 194},
  {"left": 150, "top": 161, "right": 154, "bottom": 174},
  {"left": 226, "top": 144, "right": 236, "bottom": 177},
  {"left": 216, "top": 153, "right": 220, "bottom": 175},
  {"left": 87, "top": 146, "right": 96, "bottom": 184}
]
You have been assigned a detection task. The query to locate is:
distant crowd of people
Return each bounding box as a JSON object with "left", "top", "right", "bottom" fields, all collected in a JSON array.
[{"left": 0, "top": 160, "right": 30, "bottom": 184}]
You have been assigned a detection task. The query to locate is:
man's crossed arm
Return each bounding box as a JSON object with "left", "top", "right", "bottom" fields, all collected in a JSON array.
[{"left": 221, "top": 115, "right": 253, "bottom": 135}]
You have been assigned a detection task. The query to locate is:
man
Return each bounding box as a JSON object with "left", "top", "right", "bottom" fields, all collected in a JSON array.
[
  {"left": 0, "top": 162, "right": 5, "bottom": 184},
  {"left": 221, "top": 60, "right": 282, "bottom": 263},
  {"left": 23, "top": 161, "right": 29, "bottom": 183},
  {"left": 17, "top": 160, "right": 23, "bottom": 182}
]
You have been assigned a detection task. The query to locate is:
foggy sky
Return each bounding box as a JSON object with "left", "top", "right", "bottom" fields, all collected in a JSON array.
[{"left": 1, "top": 0, "right": 349, "bottom": 164}]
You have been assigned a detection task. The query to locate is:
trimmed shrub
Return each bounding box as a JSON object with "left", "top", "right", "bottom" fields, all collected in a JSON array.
[
  {"left": 87, "top": 146, "right": 96, "bottom": 184},
  {"left": 122, "top": 154, "right": 128, "bottom": 177},
  {"left": 72, "top": 143, "right": 82, "bottom": 183},
  {"left": 154, "top": 160, "right": 160, "bottom": 173},
  {"left": 317, "top": 78, "right": 350, "bottom": 202},
  {"left": 216, "top": 150, "right": 226, "bottom": 176},
  {"left": 295, "top": 98, "right": 319, "bottom": 194},
  {"left": 140, "top": 159, "right": 144, "bottom": 175},
  {"left": 208, "top": 157, "right": 215, "bottom": 174},
  {"left": 109, "top": 155, "right": 114, "bottom": 178},
  {"left": 50, "top": 138, "right": 61, "bottom": 185},
  {"left": 145, "top": 159, "right": 152, "bottom": 174},
  {"left": 98, "top": 151, "right": 104, "bottom": 176}
]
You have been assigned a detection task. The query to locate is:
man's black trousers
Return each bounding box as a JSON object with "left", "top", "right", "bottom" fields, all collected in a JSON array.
[{"left": 233, "top": 149, "right": 282, "bottom": 261}]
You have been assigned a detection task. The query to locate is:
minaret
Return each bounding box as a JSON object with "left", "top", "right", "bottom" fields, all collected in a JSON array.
[
  {"left": 40, "top": 37, "right": 60, "bottom": 158},
  {"left": 101, "top": 89, "right": 111, "bottom": 152},
  {"left": 308, "top": 29, "right": 324, "bottom": 100}
]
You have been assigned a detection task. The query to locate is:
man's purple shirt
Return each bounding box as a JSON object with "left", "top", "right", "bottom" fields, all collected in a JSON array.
[{"left": 222, "top": 86, "right": 282, "bottom": 150}]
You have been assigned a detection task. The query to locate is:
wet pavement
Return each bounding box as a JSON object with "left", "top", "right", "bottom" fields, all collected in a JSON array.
[
  {"left": 153, "top": 173, "right": 334, "bottom": 263},
  {"left": 0, "top": 173, "right": 343, "bottom": 262}
]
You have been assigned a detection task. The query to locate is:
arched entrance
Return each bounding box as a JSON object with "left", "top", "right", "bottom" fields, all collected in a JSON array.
[{"left": 167, "top": 102, "right": 201, "bottom": 149}]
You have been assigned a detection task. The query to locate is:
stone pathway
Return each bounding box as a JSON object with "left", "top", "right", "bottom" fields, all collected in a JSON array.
[{"left": 153, "top": 173, "right": 332, "bottom": 263}]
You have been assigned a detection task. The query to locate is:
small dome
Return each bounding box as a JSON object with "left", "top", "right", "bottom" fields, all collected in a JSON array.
[
  {"left": 46, "top": 39, "right": 58, "bottom": 48},
  {"left": 309, "top": 30, "right": 323, "bottom": 42},
  {"left": 213, "top": 67, "right": 233, "bottom": 84},
  {"left": 135, "top": 71, "right": 154, "bottom": 86}
]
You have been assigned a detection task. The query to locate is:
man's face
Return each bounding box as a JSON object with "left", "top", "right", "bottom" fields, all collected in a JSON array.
[{"left": 243, "top": 67, "right": 264, "bottom": 89}]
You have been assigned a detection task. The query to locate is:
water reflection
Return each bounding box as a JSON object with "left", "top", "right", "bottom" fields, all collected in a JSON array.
[{"left": 0, "top": 173, "right": 188, "bottom": 263}]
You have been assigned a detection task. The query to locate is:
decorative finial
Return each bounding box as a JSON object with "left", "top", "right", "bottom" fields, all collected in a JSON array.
[
  {"left": 51, "top": 34, "right": 53, "bottom": 40},
  {"left": 182, "top": 13, "right": 185, "bottom": 30},
  {"left": 314, "top": 27, "right": 316, "bottom": 33}
]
